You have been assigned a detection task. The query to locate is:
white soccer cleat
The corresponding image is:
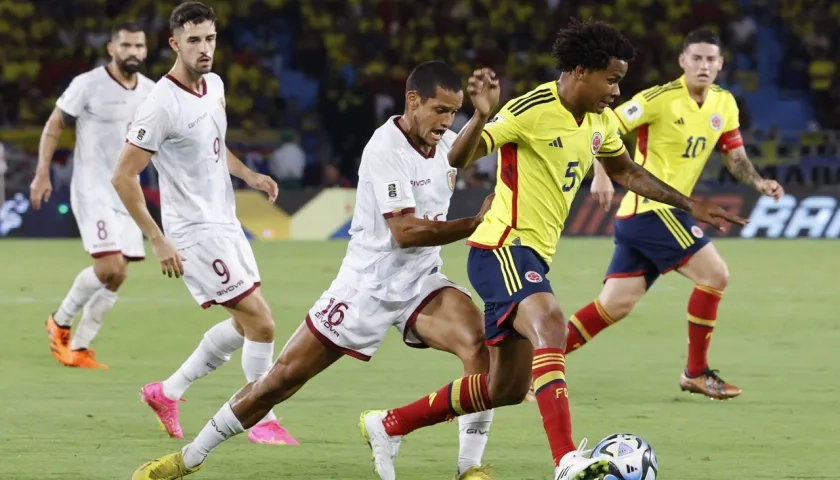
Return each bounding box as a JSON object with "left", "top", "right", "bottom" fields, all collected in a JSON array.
[
  {"left": 359, "top": 410, "right": 402, "bottom": 480},
  {"left": 554, "top": 439, "right": 619, "bottom": 480}
]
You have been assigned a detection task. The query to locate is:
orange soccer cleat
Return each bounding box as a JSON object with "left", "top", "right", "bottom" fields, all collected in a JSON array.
[
  {"left": 46, "top": 314, "right": 71, "bottom": 363},
  {"left": 679, "top": 368, "right": 741, "bottom": 400},
  {"left": 64, "top": 348, "right": 109, "bottom": 369}
]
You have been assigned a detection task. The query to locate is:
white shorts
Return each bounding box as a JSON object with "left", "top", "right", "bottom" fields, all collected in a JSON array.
[
  {"left": 74, "top": 202, "right": 145, "bottom": 260},
  {"left": 179, "top": 234, "right": 262, "bottom": 309},
  {"left": 305, "top": 272, "right": 471, "bottom": 361}
]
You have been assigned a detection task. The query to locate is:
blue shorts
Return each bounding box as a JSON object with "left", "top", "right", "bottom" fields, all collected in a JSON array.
[
  {"left": 467, "top": 246, "right": 553, "bottom": 345},
  {"left": 606, "top": 209, "right": 709, "bottom": 289}
]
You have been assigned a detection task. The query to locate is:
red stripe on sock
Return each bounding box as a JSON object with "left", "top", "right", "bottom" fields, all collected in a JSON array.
[
  {"left": 532, "top": 348, "right": 575, "bottom": 464},
  {"left": 566, "top": 301, "right": 612, "bottom": 353},
  {"left": 383, "top": 374, "right": 490, "bottom": 436}
]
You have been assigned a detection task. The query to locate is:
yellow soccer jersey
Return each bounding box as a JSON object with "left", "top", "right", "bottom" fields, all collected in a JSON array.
[
  {"left": 467, "top": 81, "right": 626, "bottom": 264},
  {"left": 612, "top": 75, "right": 742, "bottom": 217}
]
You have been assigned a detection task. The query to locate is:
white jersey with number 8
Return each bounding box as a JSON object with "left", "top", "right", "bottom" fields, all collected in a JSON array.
[{"left": 57, "top": 66, "right": 155, "bottom": 259}]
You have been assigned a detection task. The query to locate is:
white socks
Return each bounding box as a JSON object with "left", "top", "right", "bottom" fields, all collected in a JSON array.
[
  {"left": 70, "top": 288, "right": 118, "bottom": 350},
  {"left": 241, "top": 339, "right": 277, "bottom": 424},
  {"left": 162, "top": 319, "right": 244, "bottom": 401},
  {"left": 182, "top": 402, "right": 244, "bottom": 469},
  {"left": 457, "top": 409, "right": 494, "bottom": 475},
  {"left": 54, "top": 266, "right": 105, "bottom": 326}
]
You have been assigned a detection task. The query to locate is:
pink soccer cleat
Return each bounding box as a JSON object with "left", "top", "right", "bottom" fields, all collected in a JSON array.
[
  {"left": 248, "top": 420, "right": 300, "bottom": 445},
  {"left": 140, "top": 381, "right": 184, "bottom": 439}
]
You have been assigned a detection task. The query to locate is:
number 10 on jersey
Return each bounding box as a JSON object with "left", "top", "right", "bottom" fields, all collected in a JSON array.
[{"left": 682, "top": 136, "right": 707, "bottom": 158}]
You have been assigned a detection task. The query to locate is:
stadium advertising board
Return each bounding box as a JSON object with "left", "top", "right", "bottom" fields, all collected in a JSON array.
[{"left": 4, "top": 187, "right": 840, "bottom": 240}]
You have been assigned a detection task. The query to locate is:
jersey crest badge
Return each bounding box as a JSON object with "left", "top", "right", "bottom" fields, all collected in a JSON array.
[
  {"left": 525, "top": 271, "right": 543, "bottom": 283},
  {"left": 691, "top": 225, "right": 704, "bottom": 238},
  {"left": 217, "top": 97, "right": 226, "bottom": 115},
  {"left": 447, "top": 168, "right": 457, "bottom": 191},
  {"left": 709, "top": 113, "right": 723, "bottom": 132},
  {"left": 590, "top": 131, "right": 603, "bottom": 155}
]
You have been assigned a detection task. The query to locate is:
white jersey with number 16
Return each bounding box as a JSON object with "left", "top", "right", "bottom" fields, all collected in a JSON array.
[{"left": 336, "top": 116, "right": 460, "bottom": 302}]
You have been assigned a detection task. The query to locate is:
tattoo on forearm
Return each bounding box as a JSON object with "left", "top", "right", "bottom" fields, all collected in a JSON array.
[
  {"left": 622, "top": 166, "right": 692, "bottom": 211},
  {"left": 725, "top": 150, "right": 762, "bottom": 187}
]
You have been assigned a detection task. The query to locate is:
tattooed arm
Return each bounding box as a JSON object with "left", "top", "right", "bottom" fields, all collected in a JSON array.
[
  {"left": 597, "top": 150, "right": 695, "bottom": 211},
  {"left": 598, "top": 150, "right": 749, "bottom": 228},
  {"left": 723, "top": 145, "right": 785, "bottom": 200},
  {"left": 722, "top": 145, "right": 762, "bottom": 189}
]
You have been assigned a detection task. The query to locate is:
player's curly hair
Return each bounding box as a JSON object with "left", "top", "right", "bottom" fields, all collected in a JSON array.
[{"left": 551, "top": 18, "right": 636, "bottom": 72}]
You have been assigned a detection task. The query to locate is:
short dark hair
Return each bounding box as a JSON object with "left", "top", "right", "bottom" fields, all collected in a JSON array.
[
  {"left": 170, "top": 2, "right": 217, "bottom": 33},
  {"left": 405, "top": 61, "right": 462, "bottom": 101},
  {"left": 111, "top": 22, "right": 143, "bottom": 40},
  {"left": 552, "top": 18, "right": 636, "bottom": 72},
  {"left": 683, "top": 29, "right": 722, "bottom": 52}
]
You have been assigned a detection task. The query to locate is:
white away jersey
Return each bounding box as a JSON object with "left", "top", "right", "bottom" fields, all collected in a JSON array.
[
  {"left": 127, "top": 73, "right": 240, "bottom": 249},
  {"left": 57, "top": 66, "right": 155, "bottom": 213},
  {"left": 336, "top": 116, "right": 459, "bottom": 301}
]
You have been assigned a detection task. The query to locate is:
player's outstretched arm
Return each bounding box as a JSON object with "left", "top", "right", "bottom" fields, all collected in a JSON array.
[
  {"left": 225, "top": 147, "right": 278, "bottom": 202},
  {"left": 448, "top": 68, "right": 500, "bottom": 168},
  {"left": 599, "top": 151, "right": 747, "bottom": 229},
  {"left": 723, "top": 145, "right": 784, "bottom": 200},
  {"left": 386, "top": 193, "right": 494, "bottom": 248},
  {"left": 30, "top": 108, "right": 73, "bottom": 209}
]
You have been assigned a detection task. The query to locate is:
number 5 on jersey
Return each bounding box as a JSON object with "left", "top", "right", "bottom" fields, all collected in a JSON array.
[{"left": 562, "top": 160, "right": 580, "bottom": 192}]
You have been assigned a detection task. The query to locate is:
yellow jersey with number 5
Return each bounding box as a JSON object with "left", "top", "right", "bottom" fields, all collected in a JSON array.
[
  {"left": 467, "top": 81, "right": 627, "bottom": 264},
  {"left": 612, "top": 76, "right": 742, "bottom": 217}
]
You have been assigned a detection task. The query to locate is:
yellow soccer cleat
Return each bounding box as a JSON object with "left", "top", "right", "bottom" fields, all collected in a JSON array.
[
  {"left": 455, "top": 465, "right": 494, "bottom": 479},
  {"left": 131, "top": 451, "right": 202, "bottom": 480}
]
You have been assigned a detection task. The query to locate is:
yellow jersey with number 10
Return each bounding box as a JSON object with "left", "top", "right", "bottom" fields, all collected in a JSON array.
[
  {"left": 612, "top": 75, "right": 741, "bottom": 217},
  {"left": 467, "top": 81, "right": 627, "bottom": 264}
]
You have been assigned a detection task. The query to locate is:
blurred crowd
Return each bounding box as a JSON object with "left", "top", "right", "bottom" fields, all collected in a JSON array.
[{"left": 0, "top": 0, "right": 838, "bottom": 192}]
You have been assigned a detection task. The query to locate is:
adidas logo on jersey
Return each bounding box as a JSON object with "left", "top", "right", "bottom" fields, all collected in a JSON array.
[
  {"left": 674, "top": 118, "right": 685, "bottom": 125},
  {"left": 548, "top": 137, "right": 563, "bottom": 148}
]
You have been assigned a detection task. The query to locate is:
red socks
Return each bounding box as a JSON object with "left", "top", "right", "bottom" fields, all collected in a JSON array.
[
  {"left": 383, "top": 374, "right": 491, "bottom": 436},
  {"left": 532, "top": 348, "right": 576, "bottom": 464},
  {"left": 686, "top": 285, "right": 723, "bottom": 376},
  {"left": 566, "top": 300, "right": 616, "bottom": 353}
]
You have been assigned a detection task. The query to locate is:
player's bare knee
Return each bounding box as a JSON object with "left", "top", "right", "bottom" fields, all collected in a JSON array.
[
  {"left": 94, "top": 258, "right": 127, "bottom": 289},
  {"left": 241, "top": 317, "right": 274, "bottom": 342},
  {"left": 598, "top": 292, "right": 637, "bottom": 321},
  {"left": 455, "top": 336, "right": 490, "bottom": 374},
  {"left": 705, "top": 263, "right": 729, "bottom": 290},
  {"left": 529, "top": 309, "right": 568, "bottom": 349}
]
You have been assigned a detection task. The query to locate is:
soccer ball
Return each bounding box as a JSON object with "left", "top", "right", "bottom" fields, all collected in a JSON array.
[{"left": 592, "top": 433, "right": 658, "bottom": 480}]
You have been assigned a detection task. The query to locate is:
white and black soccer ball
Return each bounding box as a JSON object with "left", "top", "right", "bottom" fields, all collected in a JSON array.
[{"left": 592, "top": 433, "right": 658, "bottom": 480}]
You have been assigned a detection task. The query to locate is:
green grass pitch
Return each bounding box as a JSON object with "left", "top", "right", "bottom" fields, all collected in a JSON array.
[{"left": 0, "top": 238, "right": 837, "bottom": 479}]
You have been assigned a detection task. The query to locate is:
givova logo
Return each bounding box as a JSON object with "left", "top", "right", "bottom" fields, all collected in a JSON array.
[{"left": 741, "top": 195, "right": 840, "bottom": 238}]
